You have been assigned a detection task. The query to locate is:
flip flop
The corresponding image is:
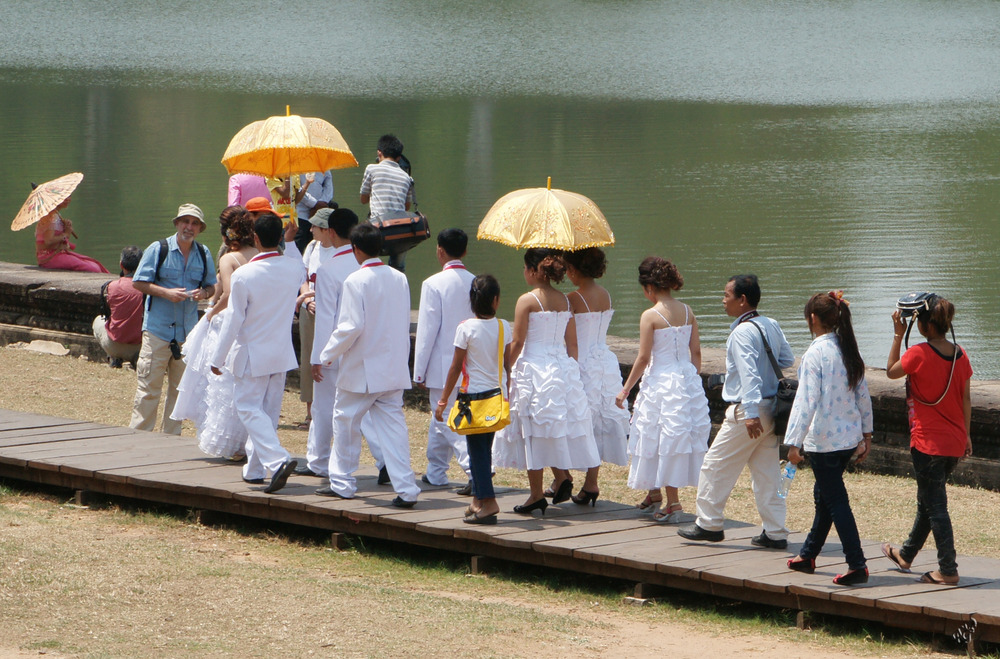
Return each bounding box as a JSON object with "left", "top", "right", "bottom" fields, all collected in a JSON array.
[
  {"left": 919, "top": 571, "right": 959, "bottom": 585},
  {"left": 881, "top": 542, "right": 911, "bottom": 573}
]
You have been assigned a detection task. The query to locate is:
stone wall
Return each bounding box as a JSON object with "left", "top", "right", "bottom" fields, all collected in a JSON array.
[{"left": 2, "top": 261, "right": 997, "bottom": 489}]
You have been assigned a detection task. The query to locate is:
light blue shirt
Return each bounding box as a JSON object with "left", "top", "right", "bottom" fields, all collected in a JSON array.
[
  {"left": 297, "top": 171, "right": 334, "bottom": 220},
  {"left": 723, "top": 311, "right": 794, "bottom": 419},
  {"left": 132, "top": 234, "right": 217, "bottom": 343},
  {"left": 784, "top": 333, "right": 873, "bottom": 452}
]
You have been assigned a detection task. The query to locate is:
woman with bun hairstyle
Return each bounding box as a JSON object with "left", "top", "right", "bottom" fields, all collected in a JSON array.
[
  {"left": 783, "top": 291, "right": 873, "bottom": 586},
  {"left": 616, "top": 257, "right": 710, "bottom": 522},
  {"left": 493, "top": 248, "right": 601, "bottom": 515},
  {"left": 545, "top": 247, "right": 629, "bottom": 506},
  {"left": 882, "top": 296, "right": 973, "bottom": 585}
]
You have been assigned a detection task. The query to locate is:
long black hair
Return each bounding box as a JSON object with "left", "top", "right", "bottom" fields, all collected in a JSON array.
[{"left": 806, "top": 291, "right": 864, "bottom": 390}]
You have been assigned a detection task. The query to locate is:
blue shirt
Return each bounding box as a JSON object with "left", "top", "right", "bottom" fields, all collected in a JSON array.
[
  {"left": 132, "top": 234, "right": 217, "bottom": 343},
  {"left": 783, "top": 333, "right": 873, "bottom": 453},
  {"left": 297, "top": 171, "right": 334, "bottom": 220},
  {"left": 723, "top": 311, "right": 794, "bottom": 419}
]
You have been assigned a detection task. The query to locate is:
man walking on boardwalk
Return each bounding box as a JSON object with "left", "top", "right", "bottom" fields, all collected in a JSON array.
[
  {"left": 678, "top": 274, "right": 794, "bottom": 547},
  {"left": 210, "top": 213, "right": 305, "bottom": 493},
  {"left": 130, "top": 204, "right": 216, "bottom": 434},
  {"left": 315, "top": 223, "right": 421, "bottom": 507}
]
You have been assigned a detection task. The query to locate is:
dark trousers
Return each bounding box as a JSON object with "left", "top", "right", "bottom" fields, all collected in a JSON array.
[
  {"left": 900, "top": 447, "right": 959, "bottom": 576},
  {"left": 800, "top": 448, "right": 866, "bottom": 571},
  {"left": 465, "top": 431, "right": 495, "bottom": 500}
]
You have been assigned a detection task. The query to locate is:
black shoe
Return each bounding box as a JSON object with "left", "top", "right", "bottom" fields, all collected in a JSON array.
[
  {"left": 242, "top": 476, "right": 265, "bottom": 485},
  {"left": 787, "top": 556, "right": 816, "bottom": 574},
  {"left": 377, "top": 465, "right": 391, "bottom": 485},
  {"left": 833, "top": 567, "right": 869, "bottom": 586},
  {"left": 421, "top": 474, "right": 447, "bottom": 486},
  {"left": 551, "top": 479, "right": 574, "bottom": 505},
  {"left": 454, "top": 481, "right": 473, "bottom": 496},
  {"left": 463, "top": 511, "right": 498, "bottom": 525},
  {"left": 571, "top": 488, "right": 600, "bottom": 506},
  {"left": 109, "top": 358, "right": 123, "bottom": 369},
  {"left": 750, "top": 532, "right": 788, "bottom": 550},
  {"left": 294, "top": 465, "right": 323, "bottom": 477},
  {"left": 391, "top": 496, "right": 416, "bottom": 509},
  {"left": 264, "top": 459, "right": 297, "bottom": 494},
  {"left": 513, "top": 498, "right": 548, "bottom": 516},
  {"left": 677, "top": 524, "right": 725, "bottom": 542},
  {"left": 315, "top": 486, "right": 348, "bottom": 498}
]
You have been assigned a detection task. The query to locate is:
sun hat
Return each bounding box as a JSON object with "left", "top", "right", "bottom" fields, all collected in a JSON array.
[
  {"left": 310, "top": 207, "right": 333, "bottom": 229},
  {"left": 173, "top": 203, "right": 206, "bottom": 228},
  {"left": 245, "top": 197, "right": 276, "bottom": 214}
]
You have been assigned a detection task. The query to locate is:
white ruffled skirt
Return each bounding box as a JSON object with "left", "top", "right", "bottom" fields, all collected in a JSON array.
[
  {"left": 493, "top": 351, "right": 601, "bottom": 471},
  {"left": 626, "top": 361, "right": 711, "bottom": 490},
  {"left": 578, "top": 345, "right": 630, "bottom": 466}
]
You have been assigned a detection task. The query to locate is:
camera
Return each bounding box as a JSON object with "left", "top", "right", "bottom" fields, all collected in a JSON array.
[
  {"left": 896, "top": 291, "right": 938, "bottom": 318},
  {"left": 169, "top": 338, "right": 183, "bottom": 360}
]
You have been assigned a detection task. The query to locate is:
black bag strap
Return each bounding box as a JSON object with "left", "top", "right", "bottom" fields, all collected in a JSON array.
[
  {"left": 147, "top": 238, "right": 209, "bottom": 311},
  {"left": 99, "top": 280, "right": 112, "bottom": 319},
  {"left": 748, "top": 320, "right": 784, "bottom": 380}
]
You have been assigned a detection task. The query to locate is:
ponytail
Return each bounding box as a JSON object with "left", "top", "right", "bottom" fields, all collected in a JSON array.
[{"left": 805, "top": 291, "right": 865, "bottom": 390}]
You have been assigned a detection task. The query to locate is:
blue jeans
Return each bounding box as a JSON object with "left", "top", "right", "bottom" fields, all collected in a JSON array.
[
  {"left": 901, "top": 448, "right": 959, "bottom": 577},
  {"left": 800, "top": 448, "right": 866, "bottom": 571},
  {"left": 465, "top": 431, "right": 495, "bottom": 500}
]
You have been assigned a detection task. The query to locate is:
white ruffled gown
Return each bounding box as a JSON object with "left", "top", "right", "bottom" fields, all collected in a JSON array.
[
  {"left": 170, "top": 309, "right": 248, "bottom": 458},
  {"left": 627, "top": 308, "right": 711, "bottom": 490},
  {"left": 575, "top": 308, "right": 630, "bottom": 466},
  {"left": 493, "top": 303, "right": 601, "bottom": 471}
]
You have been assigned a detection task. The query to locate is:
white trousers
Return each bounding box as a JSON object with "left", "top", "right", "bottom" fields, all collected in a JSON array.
[
  {"left": 425, "top": 387, "right": 471, "bottom": 485},
  {"left": 306, "top": 364, "right": 386, "bottom": 476},
  {"left": 328, "top": 389, "right": 419, "bottom": 501},
  {"left": 694, "top": 401, "right": 789, "bottom": 540},
  {"left": 234, "top": 371, "right": 290, "bottom": 480},
  {"left": 129, "top": 332, "right": 184, "bottom": 435}
]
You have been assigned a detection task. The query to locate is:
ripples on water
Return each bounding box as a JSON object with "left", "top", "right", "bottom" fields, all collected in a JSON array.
[{"left": 1, "top": 1, "right": 999, "bottom": 374}]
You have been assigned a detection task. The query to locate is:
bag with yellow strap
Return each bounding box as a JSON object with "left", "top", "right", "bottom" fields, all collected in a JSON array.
[{"left": 447, "top": 318, "right": 510, "bottom": 435}]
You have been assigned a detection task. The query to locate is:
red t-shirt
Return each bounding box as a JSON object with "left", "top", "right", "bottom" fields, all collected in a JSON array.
[
  {"left": 105, "top": 277, "right": 144, "bottom": 345},
  {"left": 901, "top": 342, "right": 972, "bottom": 457}
]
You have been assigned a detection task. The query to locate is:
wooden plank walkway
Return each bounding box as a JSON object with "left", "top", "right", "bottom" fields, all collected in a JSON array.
[{"left": 1, "top": 408, "right": 998, "bottom": 644}]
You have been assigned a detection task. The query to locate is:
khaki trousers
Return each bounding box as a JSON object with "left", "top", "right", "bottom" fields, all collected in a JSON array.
[{"left": 129, "top": 332, "right": 185, "bottom": 435}]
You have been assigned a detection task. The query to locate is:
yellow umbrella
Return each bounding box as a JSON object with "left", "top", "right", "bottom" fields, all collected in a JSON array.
[
  {"left": 221, "top": 107, "right": 358, "bottom": 177},
  {"left": 477, "top": 177, "right": 615, "bottom": 251},
  {"left": 11, "top": 172, "right": 83, "bottom": 231}
]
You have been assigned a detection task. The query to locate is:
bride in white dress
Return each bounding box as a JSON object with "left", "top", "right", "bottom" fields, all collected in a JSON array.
[
  {"left": 493, "top": 249, "right": 600, "bottom": 515},
  {"left": 616, "top": 257, "right": 711, "bottom": 523},
  {"left": 171, "top": 206, "right": 257, "bottom": 458}
]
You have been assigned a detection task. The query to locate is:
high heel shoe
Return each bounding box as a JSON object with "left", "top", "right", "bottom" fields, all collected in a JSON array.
[
  {"left": 652, "top": 502, "right": 683, "bottom": 524},
  {"left": 571, "top": 488, "right": 600, "bottom": 506},
  {"left": 551, "top": 479, "right": 574, "bottom": 505},
  {"left": 513, "top": 498, "right": 548, "bottom": 516},
  {"left": 636, "top": 493, "right": 662, "bottom": 513}
]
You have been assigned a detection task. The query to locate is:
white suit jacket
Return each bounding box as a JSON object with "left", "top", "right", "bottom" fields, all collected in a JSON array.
[
  {"left": 319, "top": 258, "right": 411, "bottom": 394},
  {"left": 412, "top": 261, "right": 475, "bottom": 388},
  {"left": 310, "top": 244, "right": 359, "bottom": 365},
  {"left": 211, "top": 250, "right": 307, "bottom": 378}
]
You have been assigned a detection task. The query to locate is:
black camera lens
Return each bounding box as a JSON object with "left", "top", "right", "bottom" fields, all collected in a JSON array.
[{"left": 169, "top": 339, "right": 182, "bottom": 360}]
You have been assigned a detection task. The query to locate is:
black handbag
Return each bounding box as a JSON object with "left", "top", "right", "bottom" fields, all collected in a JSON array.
[
  {"left": 369, "top": 210, "right": 430, "bottom": 257},
  {"left": 748, "top": 321, "right": 797, "bottom": 436}
]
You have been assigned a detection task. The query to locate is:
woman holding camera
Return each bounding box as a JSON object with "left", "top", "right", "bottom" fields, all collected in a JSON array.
[
  {"left": 883, "top": 295, "right": 973, "bottom": 585},
  {"left": 784, "top": 291, "right": 873, "bottom": 586}
]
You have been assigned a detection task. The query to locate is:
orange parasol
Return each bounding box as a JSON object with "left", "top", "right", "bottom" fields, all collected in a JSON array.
[{"left": 11, "top": 172, "right": 84, "bottom": 231}]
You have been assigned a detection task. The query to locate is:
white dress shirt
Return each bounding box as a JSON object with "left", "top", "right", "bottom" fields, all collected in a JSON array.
[
  {"left": 723, "top": 311, "right": 794, "bottom": 419},
  {"left": 412, "top": 260, "right": 475, "bottom": 388}
]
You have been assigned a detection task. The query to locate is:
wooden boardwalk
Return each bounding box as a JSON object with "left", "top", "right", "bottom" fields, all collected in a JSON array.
[{"left": 1, "top": 408, "right": 998, "bottom": 644}]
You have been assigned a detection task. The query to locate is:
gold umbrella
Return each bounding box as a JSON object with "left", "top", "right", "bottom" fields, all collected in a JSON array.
[
  {"left": 11, "top": 172, "right": 84, "bottom": 231},
  {"left": 221, "top": 107, "right": 358, "bottom": 177},
  {"left": 477, "top": 177, "right": 615, "bottom": 250}
]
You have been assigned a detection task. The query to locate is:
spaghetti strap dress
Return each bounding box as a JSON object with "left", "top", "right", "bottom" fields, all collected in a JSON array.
[
  {"left": 572, "top": 291, "right": 629, "bottom": 466},
  {"left": 493, "top": 293, "right": 601, "bottom": 471},
  {"left": 627, "top": 305, "right": 711, "bottom": 490}
]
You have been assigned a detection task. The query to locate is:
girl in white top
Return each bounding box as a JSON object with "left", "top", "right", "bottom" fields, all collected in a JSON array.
[
  {"left": 616, "top": 257, "right": 711, "bottom": 523},
  {"left": 435, "top": 274, "right": 512, "bottom": 524}
]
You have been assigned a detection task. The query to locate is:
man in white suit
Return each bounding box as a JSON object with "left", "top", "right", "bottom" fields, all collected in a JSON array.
[
  {"left": 413, "top": 229, "right": 475, "bottom": 490},
  {"left": 211, "top": 213, "right": 306, "bottom": 494},
  {"left": 296, "top": 207, "right": 389, "bottom": 480},
  {"left": 315, "top": 224, "right": 421, "bottom": 507}
]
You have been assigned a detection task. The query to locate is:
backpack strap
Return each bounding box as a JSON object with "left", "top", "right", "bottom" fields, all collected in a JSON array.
[{"left": 147, "top": 239, "right": 209, "bottom": 311}]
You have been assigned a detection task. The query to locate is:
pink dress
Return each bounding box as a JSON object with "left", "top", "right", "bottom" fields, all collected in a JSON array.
[{"left": 35, "top": 213, "right": 109, "bottom": 273}]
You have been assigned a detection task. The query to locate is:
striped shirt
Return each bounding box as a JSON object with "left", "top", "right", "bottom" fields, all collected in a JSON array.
[{"left": 359, "top": 159, "right": 415, "bottom": 218}]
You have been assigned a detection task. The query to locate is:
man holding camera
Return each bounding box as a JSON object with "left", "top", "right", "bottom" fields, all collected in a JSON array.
[
  {"left": 679, "top": 274, "right": 793, "bottom": 547},
  {"left": 129, "top": 204, "right": 216, "bottom": 435}
]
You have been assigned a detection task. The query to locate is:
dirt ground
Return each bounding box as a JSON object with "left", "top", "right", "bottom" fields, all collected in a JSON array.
[{"left": 0, "top": 345, "right": 991, "bottom": 658}]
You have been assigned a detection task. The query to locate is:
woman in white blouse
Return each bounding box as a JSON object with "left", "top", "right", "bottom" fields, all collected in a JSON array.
[{"left": 783, "top": 291, "right": 873, "bottom": 586}]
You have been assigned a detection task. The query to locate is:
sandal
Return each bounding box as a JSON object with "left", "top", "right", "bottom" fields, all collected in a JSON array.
[
  {"left": 653, "top": 502, "right": 683, "bottom": 524},
  {"left": 636, "top": 494, "right": 663, "bottom": 513},
  {"left": 881, "top": 542, "right": 911, "bottom": 573},
  {"left": 919, "top": 571, "right": 959, "bottom": 585},
  {"left": 295, "top": 416, "right": 312, "bottom": 430}
]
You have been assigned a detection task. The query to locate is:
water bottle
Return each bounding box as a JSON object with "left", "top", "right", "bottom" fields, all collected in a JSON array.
[{"left": 777, "top": 460, "right": 796, "bottom": 499}]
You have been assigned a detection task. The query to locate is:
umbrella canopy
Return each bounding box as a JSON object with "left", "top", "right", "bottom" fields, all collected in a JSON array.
[
  {"left": 221, "top": 111, "right": 358, "bottom": 177},
  {"left": 11, "top": 172, "right": 83, "bottom": 231},
  {"left": 477, "top": 177, "right": 615, "bottom": 250}
]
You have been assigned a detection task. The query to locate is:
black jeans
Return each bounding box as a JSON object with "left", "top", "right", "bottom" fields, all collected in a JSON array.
[
  {"left": 900, "top": 447, "right": 959, "bottom": 576},
  {"left": 465, "top": 431, "right": 496, "bottom": 500},
  {"left": 800, "top": 448, "right": 866, "bottom": 571}
]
